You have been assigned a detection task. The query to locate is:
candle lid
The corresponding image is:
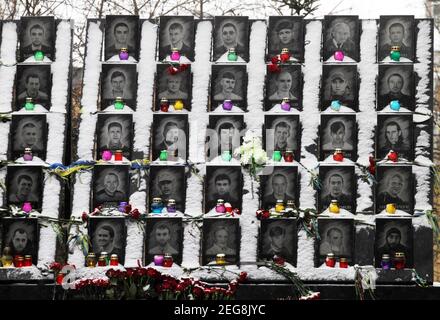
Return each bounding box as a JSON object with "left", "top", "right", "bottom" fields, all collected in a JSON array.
[
  {"left": 326, "top": 253, "right": 335, "bottom": 258},
  {"left": 281, "top": 97, "right": 290, "bottom": 103},
  {"left": 391, "top": 45, "right": 400, "bottom": 51},
  {"left": 339, "top": 257, "right": 347, "bottom": 262},
  {"left": 228, "top": 47, "right": 236, "bottom": 52},
  {"left": 87, "top": 253, "right": 96, "bottom": 257},
  {"left": 120, "top": 47, "right": 128, "bottom": 51},
  {"left": 110, "top": 254, "right": 118, "bottom": 259},
  {"left": 160, "top": 98, "right": 168, "bottom": 103},
  {"left": 276, "top": 199, "right": 284, "bottom": 204},
  {"left": 285, "top": 150, "right": 293, "bottom": 153},
  {"left": 281, "top": 48, "right": 289, "bottom": 53},
  {"left": 17, "top": 256, "right": 24, "bottom": 261},
  {"left": 168, "top": 199, "right": 176, "bottom": 204},
  {"left": 216, "top": 253, "right": 226, "bottom": 258},
  {"left": 24, "top": 255, "right": 32, "bottom": 259},
  {"left": 164, "top": 253, "right": 173, "bottom": 258},
  {"left": 153, "top": 197, "right": 162, "bottom": 201},
  {"left": 394, "top": 252, "right": 405, "bottom": 258},
  {"left": 101, "top": 252, "right": 108, "bottom": 256},
  {"left": 331, "top": 199, "right": 339, "bottom": 204},
  {"left": 171, "top": 48, "right": 179, "bottom": 52},
  {"left": 334, "top": 148, "right": 343, "bottom": 153},
  {"left": 382, "top": 254, "right": 390, "bottom": 259},
  {"left": 217, "top": 199, "right": 225, "bottom": 203},
  {"left": 26, "top": 97, "right": 33, "bottom": 102},
  {"left": 115, "top": 96, "right": 123, "bottom": 102}
]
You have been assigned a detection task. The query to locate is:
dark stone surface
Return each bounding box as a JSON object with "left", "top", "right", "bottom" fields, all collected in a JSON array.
[
  {"left": 354, "top": 225, "right": 374, "bottom": 266},
  {"left": 414, "top": 225, "right": 434, "bottom": 282}
]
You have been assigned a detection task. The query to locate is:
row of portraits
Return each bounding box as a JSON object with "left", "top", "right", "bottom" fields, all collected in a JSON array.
[
  {"left": 0, "top": 216, "right": 414, "bottom": 269},
  {"left": 94, "top": 63, "right": 417, "bottom": 112},
  {"left": 94, "top": 15, "right": 417, "bottom": 62}
]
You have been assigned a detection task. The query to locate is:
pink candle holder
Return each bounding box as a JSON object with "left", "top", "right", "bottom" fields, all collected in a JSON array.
[
  {"left": 170, "top": 49, "right": 181, "bottom": 61},
  {"left": 334, "top": 50, "right": 345, "bottom": 61},
  {"left": 102, "top": 150, "right": 112, "bottom": 161},
  {"left": 22, "top": 202, "right": 32, "bottom": 213},
  {"left": 154, "top": 255, "right": 164, "bottom": 266}
]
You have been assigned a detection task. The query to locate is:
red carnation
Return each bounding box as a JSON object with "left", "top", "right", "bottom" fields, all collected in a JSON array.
[
  {"left": 81, "top": 212, "right": 89, "bottom": 223},
  {"left": 368, "top": 165, "right": 375, "bottom": 175},
  {"left": 192, "top": 285, "right": 204, "bottom": 298},
  {"left": 261, "top": 210, "right": 270, "bottom": 219},
  {"left": 162, "top": 280, "right": 172, "bottom": 291},
  {"left": 238, "top": 271, "right": 247, "bottom": 283},
  {"left": 268, "top": 63, "right": 280, "bottom": 73},
  {"left": 106, "top": 269, "right": 116, "bottom": 278},
  {"left": 167, "top": 66, "right": 179, "bottom": 75},
  {"left": 225, "top": 290, "right": 234, "bottom": 297},
  {"left": 147, "top": 267, "right": 160, "bottom": 279},
  {"left": 124, "top": 204, "right": 132, "bottom": 214},
  {"left": 271, "top": 56, "right": 279, "bottom": 64},
  {"left": 129, "top": 209, "right": 140, "bottom": 220},
  {"left": 49, "top": 262, "right": 62, "bottom": 272},
  {"left": 179, "top": 64, "right": 189, "bottom": 71}
]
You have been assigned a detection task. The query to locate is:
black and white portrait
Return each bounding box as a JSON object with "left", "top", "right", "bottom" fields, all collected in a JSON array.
[
  {"left": 100, "top": 63, "right": 137, "bottom": 111},
  {"left": 377, "top": 64, "right": 414, "bottom": 111},
  {"left": 211, "top": 65, "right": 247, "bottom": 111},
  {"left": 96, "top": 113, "right": 133, "bottom": 160},
  {"left": 264, "top": 114, "right": 300, "bottom": 160},
  {"left": 88, "top": 216, "right": 126, "bottom": 265},
  {"left": 259, "top": 218, "right": 297, "bottom": 266},
  {"left": 319, "top": 165, "right": 355, "bottom": 213},
  {"left": 265, "top": 65, "right": 302, "bottom": 109},
  {"left": 1, "top": 218, "right": 39, "bottom": 264},
  {"left": 213, "top": 16, "right": 249, "bottom": 62},
  {"left": 145, "top": 217, "right": 183, "bottom": 264},
  {"left": 267, "top": 16, "right": 304, "bottom": 62},
  {"left": 19, "top": 16, "right": 55, "bottom": 61},
  {"left": 15, "top": 64, "right": 51, "bottom": 110},
  {"left": 317, "top": 218, "right": 354, "bottom": 265},
  {"left": 378, "top": 15, "right": 415, "bottom": 62},
  {"left": 92, "top": 165, "right": 130, "bottom": 209},
  {"left": 149, "top": 165, "right": 186, "bottom": 212},
  {"left": 260, "top": 166, "right": 298, "bottom": 210},
  {"left": 376, "top": 114, "right": 413, "bottom": 160},
  {"left": 202, "top": 218, "right": 240, "bottom": 265},
  {"left": 104, "top": 15, "right": 139, "bottom": 61},
  {"left": 6, "top": 166, "right": 43, "bottom": 209},
  {"left": 375, "top": 218, "right": 413, "bottom": 268},
  {"left": 376, "top": 165, "right": 413, "bottom": 213},
  {"left": 158, "top": 16, "right": 195, "bottom": 61},
  {"left": 152, "top": 114, "right": 188, "bottom": 161},
  {"left": 204, "top": 166, "right": 243, "bottom": 213},
  {"left": 321, "top": 65, "right": 358, "bottom": 111},
  {"left": 9, "top": 114, "right": 47, "bottom": 161},
  {"left": 320, "top": 114, "right": 357, "bottom": 160},
  {"left": 322, "top": 15, "right": 360, "bottom": 62},
  {"left": 155, "top": 63, "right": 192, "bottom": 110},
  {"left": 206, "top": 115, "right": 244, "bottom": 162}
]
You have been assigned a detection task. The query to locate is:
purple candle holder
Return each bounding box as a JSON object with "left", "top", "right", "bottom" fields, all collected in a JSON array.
[
  {"left": 222, "top": 100, "right": 233, "bottom": 111},
  {"left": 22, "top": 202, "right": 32, "bottom": 213},
  {"left": 118, "top": 201, "right": 128, "bottom": 213},
  {"left": 154, "top": 255, "right": 164, "bottom": 266},
  {"left": 23, "top": 148, "right": 33, "bottom": 161},
  {"left": 280, "top": 100, "right": 291, "bottom": 111},
  {"left": 334, "top": 50, "right": 345, "bottom": 61},
  {"left": 170, "top": 50, "right": 181, "bottom": 61},
  {"left": 119, "top": 48, "right": 129, "bottom": 60},
  {"left": 102, "top": 150, "right": 112, "bottom": 161}
]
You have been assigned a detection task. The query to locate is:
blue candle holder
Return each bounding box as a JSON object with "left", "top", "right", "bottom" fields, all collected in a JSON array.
[
  {"left": 390, "top": 100, "right": 400, "bottom": 111},
  {"left": 330, "top": 100, "right": 341, "bottom": 111}
]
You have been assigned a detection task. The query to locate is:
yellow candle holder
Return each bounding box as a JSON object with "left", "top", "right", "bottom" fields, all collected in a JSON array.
[
  {"left": 174, "top": 100, "right": 184, "bottom": 111},
  {"left": 275, "top": 200, "right": 285, "bottom": 213},
  {"left": 216, "top": 253, "right": 226, "bottom": 265},
  {"left": 329, "top": 200, "right": 340, "bottom": 214},
  {"left": 386, "top": 203, "right": 396, "bottom": 214}
]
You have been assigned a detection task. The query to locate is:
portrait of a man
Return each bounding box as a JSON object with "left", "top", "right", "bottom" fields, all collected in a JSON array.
[
  {"left": 10, "top": 115, "right": 47, "bottom": 160},
  {"left": 376, "top": 165, "right": 412, "bottom": 213},
  {"left": 101, "top": 64, "right": 137, "bottom": 110},
  {"left": 213, "top": 17, "right": 249, "bottom": 61},
  {"left": 152, "top": 114, "right": 188, "bottom": 161},
  {"left": 202, "top": 218, "right": 239, "bottom": 265},
  {"left": 267, "top": 16, "right": 303, "bottom": 61},
  {"left": 205, "top": 166, "right": 242, "bottom": 213},
  {"left": 97, "top": 114, "right": 133, "bottom": 160},
  {"left": 145, "top": 217, "right": 183, "bottom": 264},
  {"left": 19, "top": 17, "right": 55, "bottom": 61},
  {"left": 16, "top": 64, "right": 51, "bottom": 109},
  {"left": 150, "top": 166, "right": 186, "bottom": 212},
  {"left": 266, "top": 66, "right": 301, "bottom": 102},
  {"left": 323, "top": 16, "right": 359, "bottom": 61},
  {"left": 93, "top": 165, "right": 129, "bottom": 208},
  {"left": 320, "top": 115, "right": 356, "bottom": 160},
  {"left": 319, "top": 166, "right": 355, "bottom": 213},
  {"left": 2, "top": 218, "right": 39, "bottom": 264},
  {"left": 264, "top": 115, "right": 300, "bottom": 160},
  {"left": 378, "top": 65, "right": 414, "bottom": 110},
  {"left": 260, "top": 219, "right": 297, "bottom": 266},
  {"left": 89, "top": 217, "right": 126, "bottom": 264},
  {"left": 104, "top": 16, "right": 139, "bottom": 60},
  {"left": 317, "top": 218, "right": 353, "bottom": 265},
  {"left": 212, "top": 67, "right": 245, "bottom": 102},
  {"left": 7, "top": 166, "right": 43, "bottom": 208},
  {"left": 261, "top": 167, "right": 297, "bottom": 210},
  {"left": 321, "top": 65, "right": 357, "bottom": 111},
  {"left": 159, "top": 16, "right": 195, "bottom": 61},
  {"left": 377, "top": 115, "right": 413, "bottom": 160},
  {"left": 206, "top": 115, "right": 244, "bottom": 161},
  {"left": 375, "top": 218, "right": 413, "bottom": 268},
  {"left": 156, "top": 64, "right": 191, "bottom": 105},
  {"left": 378, "top": 16, "right": 414, "bottom": 61}
]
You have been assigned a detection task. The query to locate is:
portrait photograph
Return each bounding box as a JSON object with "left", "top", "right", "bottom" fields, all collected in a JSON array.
[
  {"left": 377, "top": 64, "right": 414, "bottom": 111},
  {"left": 202, "top": 218, "right": 240, "bottom": 265},
  {"left": 320, "top": 64, "right": 358, "bottom": 111},
  {"left": 144, "top": 217, "right": 183, "bottom": 264},
  {"left": 204, "top": 165, "right": 243, "bottom": 213},
  {"left": 88, "top": 216, "right": 126, "bottom": 265},
  {"left": 19, "top": 16, "right": 55, "bottom": 61},
  {"left": 100, "top": 63, "right": 137, "bottom": 111},
  {"left": 104, "top": 15, "right": 139, "bottom": 61},
  {"left": 260, "top": 166, "right": 298, "bottom": 210},
  {"left": 376, "top": 114, "right": 413, "bottom": 160},
  {"left": 1, "top": 218, "right": 39, "bottom": 264},
  {"left": 155, "top": 63, "right": 192, "bottom": 111},
  {"left": 9, "top": 114, "right": 47, "bottom": 161},
  {"left": 318, "top": 165, "right": 356, "bottom": 213},
  {"left": 320, "top": 114, "right": 357, "bottom": 161},
  {"left": 264, "top": 114, "right": 300, "bottom": 161},
  {"left": 210, "top": 64, "right": 247, "bottom": 111},
  {"left": 96, "top": 113, "right": 133, "bottom": 160},
  {"left": 259, "top": 218, "right": 297, "bottom": 266},
  {"left": 378, "top": 15, "right": 415, "bottom": 62},
  {"left": 6, "top": 165, "right": 43, "bottom": 209},
  {"left": 158, "top": 16, "right": 195, "bottom": 61},
  {"left": 15, "top": 64, "right": 51, "bottom": 111},
  {"left": 375, "top": 217, "right": 413, "bottom": 268},
  {"left": 322, "top": 15, "right": 360, "bottom": 62},
  {"left": 152, "top": 114, "right": 188, "bottom": 161},
  {"left": 213, "top": 16, "right": 249, "bottom": 62},
  {"left": 92, "top": 164, "right": 130, "bottom": 209},
  {"left": 265, "top": 65, "right": 302, "bottom": 110},
  {"left": 317, "top": 217, "right": 354, "bottom": 266},
  {"left": 206, "top": 114, "right": 244, "bottom": 162},
  {"left": 267, "top": 16, "right": 304, "bottom": 62},
  {"left": 375, "top": 165, "right": 413, "bottom": 213},
  {"left": 149, "top": 165, "right": 186, "bottom": 213}
]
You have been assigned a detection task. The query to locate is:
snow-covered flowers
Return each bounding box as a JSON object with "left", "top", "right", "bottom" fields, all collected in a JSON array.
[{"left": 234, "top": 130, "right": 268, "bottom": 179}]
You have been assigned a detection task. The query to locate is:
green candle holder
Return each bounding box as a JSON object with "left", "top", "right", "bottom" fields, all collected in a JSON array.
[
  {"left": 272, "top": 150, "right": 282, "bottom": 162},
  {"left": 390, "top": 46, "right": 401, "bottom": 62},
  {"left": 221, "top": 150, "right": 232, "bottom": 162},
  {"left": 114, "top": 97, "right": 125, "bottom": 110},
  {"left": 227, "top": 48, "right": 238, "bottom": 61},
  {"left": 24, "top": 98, "right": 35, "bottom": 111},
  {"left": 34, "top": 50, "right": 44, "bottom": 61},
  {"left": 159, "top": 150, "right": 168, "bottom": 161}
]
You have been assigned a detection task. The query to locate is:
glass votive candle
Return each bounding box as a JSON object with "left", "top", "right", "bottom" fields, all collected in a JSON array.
[
  {"left": 23, "top": 148, "right": 33, "bottom": 161},
  {"left": 25, "top": 97, "right": 35, "bottom": 111},
  {"left": 23, "top": 255, "right": 32, "bottom": 267},
  {"left": 275, "top": 199, "right": 285, "bottom": 213},
  {"left": 227, "top": 48, "right": 238, "bottom": 61},
  {"left": 215, "top": 199, "right": 226, "bottom": 213},
  {"left": 14, "top": 256, "right": 24, "bottom": 268},
  {"left": 114, "top": 97, "right": 125, "bottom": 110},
  {"left": 114, "top": 150, "right": 123, "bottom": 161},
  {"left": 339, "top": 257, "right": 348, "bottom": 268},
  {"left": 280, "top": 48, "right": 290, "bottom": 62},
  {"left": 283, "top": 150, "right": 294, "bottom": 162},
  {"left": 170, "top": 48, "right": 181, "bottom": 61},
  {"left": 221, "top": 150, "right": 232, "bottom": 162},
  {"left": 56, "top": 273, "right": 65, "bottom": 285},
  {"left": 333, "top": 148, "right": 344, "bottom": 162},
  {"left": 160, "top": 98, "right": 169, "bottom": 112},
  {"left": 154, "top": 255, "right": 164, "bottom": 266},
  {"left": 224, "top": 202, "right": 233, "bottom": 213},
  {"left": 216, "top": 253, "right": 226, "bottom": 265},
  {"left": 386, "top": 203, "right": 396, "bottom": 214},
  {"left": 159, "top": 150, "right": 168, "bottom": 161},
  {"left": 110, "top": 254, "right": 119, "bottom": 266},
  {"left": 174, "top": 100, "right": 184, "bottom": 111},
  {"left": 167, "top": 199, "right": 177, "bottom": 213},
  {"left": 22, "top": 202, "right": 33, "bottom": 213},
  {"left": 163, "top": 254, "right": 173, "bottom": 267},
  {"left": 329, "top": 200, "right": 340, "bottom": 214},
  {"left": 97, "top": 256, "right": 106, "bottom": 267},
  {"left": 86, "top": 253, "right": 97, "bottom": 268},
  {"left": 222, "top": 100, "right": 233, "bottom": 111},
  {"left": 273, "top": 255, "right": 285, "bottom": 266},
  {"left": 381, "top": 254, "right": 391, "bottom": 270},
  {"left": 119, "top": 48, "right": 129, "bottom": 60},
  {"left": 280, "top": 98, "right": 291, "bottom": 111},
  {"left": 393, "top": 252, "right": 405, "bottom": 270},
  {"left": 102, "top": 150, "right": 112, "bottom": 161},
  {"left": 285, "top": 200, "right": 295, "bottom": 212},
  {"left": 118, "top": 201, "right": 128, "bottom": 213},
  {"left": 151, "top": 197, "right": 163, "bottom": 213},
  {"left": 34, "top": 50, "right": 44, "bottom": 61},
  {"left": 325, "top": 253, "right": 336, "bottom": 268},
  {"left": 272, "top": 150, "right": 282, "bottom": 162},
  {"left": 1, "top": 247, "right": 13, "bottom": 267},
  {"left": 390, "top": 45, "right": 401, "bottom": 61}
]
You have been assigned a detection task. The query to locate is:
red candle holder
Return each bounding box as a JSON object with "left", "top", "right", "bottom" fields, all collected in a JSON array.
[
  {"left": 280, "top": 48, "right": 290, "bottom": 62},
  {"left": 325, "top": 253, "right": 336, "bottom": 268},
  {"left": 160, "top": 98, "right": 169, "bottom": 112},
  {"left": 283, "top": 150, "right": 294, "bottom": 162},
  {"left": 14, "top": 256, "right": 24, "bottom": 268},
  {"left": 388, "top": 150, "right": 398, "bottom": 162},
  {"left": 98, "top": 257, "right": 106, "bottom": 267},
  {"left": 393, "top": 252, "right": 405, "bottom": 270},
  {"left": 110, "top": 254, "right": 119, "bottom": 266},
  {"left": 114, "top": 150, "right": 123, "bottom": 161},
  {"left": 163, "top": 254, "right": 173, "bottom": 267},
  {"left": 272, "top": 255, "right": 285, "bottom": 266},
  {"left": 23, "top": 255, "right": 32, "bottom": 267},
  {"left": 333, "top": 149, "right": 344, "bottom": 162},
  {"left": 56, "top": 273, "right": 65, "bottom": 285},
  {"left": 339, "top": 258, "right": 348, "bottom": 268}
]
